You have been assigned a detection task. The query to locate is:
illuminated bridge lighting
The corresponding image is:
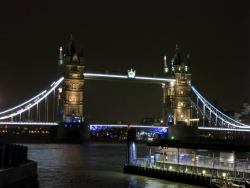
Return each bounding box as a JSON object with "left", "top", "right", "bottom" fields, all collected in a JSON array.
[
  {"left": 89, "top": 124, "right": 168, "bottom": 134},
  {"left": 83, "top": 71, "right": 176, "bottom": 83},
  {"left": 0, "top": 122, "right": 58, "bottom": 126},
  {"left": 135, "top": 76, "right": 175, "bottom": 82},
  {"left": 84, "top": 73, "right": 127, "bottom": 79},
  {"left": 1, "top": 67, "right": 250, "bottom": 133},
  {"left": 198, "top": 127, "right": 250, "bottom": 132},
  {"left": 191, "top": 86, "right": 250, "bottom": 129},
  {"left": 0, "top": 90, "right": 46, "bottom": 115},
  {"left": 0, "top": 77, "right": 64, "bottom": 120}
]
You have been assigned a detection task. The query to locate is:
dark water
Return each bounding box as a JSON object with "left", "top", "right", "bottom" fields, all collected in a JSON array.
[{"left": 25, "top": 143, "right": 202, "bottom": 188}]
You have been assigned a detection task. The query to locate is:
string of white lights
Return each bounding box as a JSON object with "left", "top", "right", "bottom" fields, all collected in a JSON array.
[
  {"left": 0, "top": 122, "right": 58, "bottom": 126},
  {"left": 83, "top": 73, "right": 175, "bottom": 82},
  {"left": 198, "top": 127, "right": 250, "bottom": 132},
  {"left": 191, "top": 86, "right": 250, "bottom": 128},
  {"left": 0, "top": 77, "right": 64, "bottom": 120}
]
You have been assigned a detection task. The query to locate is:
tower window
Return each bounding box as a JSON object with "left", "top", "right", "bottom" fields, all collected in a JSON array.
[
  {"left": 179, "top": 90, "right": 184, "bottom": 95},
  {"left": 71, "top": 66, "right": 77, "bottom": 71},
  {"left": 72, "top": 54, "right": 78, "bottom": 62},
  {"left": 178, "top": 102, "right": 186, "bottom": 107},
  {"left": 69, "top": 96, "right": 78, "bottom": 102}
]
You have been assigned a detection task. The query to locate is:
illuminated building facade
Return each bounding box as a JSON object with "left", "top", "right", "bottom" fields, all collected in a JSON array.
[
  {"left": 163, "top": 46, "right": 191, "bottom": 126},
  {"left": 57, "top": 35, "right": 85, "bottom": 123}
]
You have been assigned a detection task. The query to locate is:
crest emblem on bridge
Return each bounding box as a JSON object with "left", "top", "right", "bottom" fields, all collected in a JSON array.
[{"left": 127, "top": 68, "right": 136, "bottom": 78}]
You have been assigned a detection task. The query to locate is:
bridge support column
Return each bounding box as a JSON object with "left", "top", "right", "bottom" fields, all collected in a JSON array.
[
  {"left": 57, "top": 122, "right": 90, "bottom": 143},
  {"left": 167, "top": 125, "right": 199, "bottom": 141},
  {"left": 126, "top": 128, "right": 137, "bottom": 165}
]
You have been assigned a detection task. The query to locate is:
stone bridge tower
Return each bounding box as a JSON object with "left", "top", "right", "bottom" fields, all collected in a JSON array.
[
  {"left": 163, "top": 46, "right": 192, "bottom": 126},
  {"left": 57, "top": 35, "right": 85, "bottom": 123}
]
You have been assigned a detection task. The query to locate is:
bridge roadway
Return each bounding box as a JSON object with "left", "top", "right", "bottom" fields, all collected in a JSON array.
[
  {"left": 1, "top": 121, "right": 250, "bottom": 133},
  {"left": 0, "top": 122, "right": 168, "bottom": 133}
]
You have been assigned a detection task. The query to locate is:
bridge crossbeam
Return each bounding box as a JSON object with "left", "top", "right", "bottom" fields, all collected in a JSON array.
[{"left": 84, "top": 70, "right": 176, "bottom": 84}]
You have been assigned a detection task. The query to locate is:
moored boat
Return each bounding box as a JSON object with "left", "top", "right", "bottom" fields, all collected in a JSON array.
[
  {"left": 210, "top": 178, "right": 245, "bottom": 188},
  {"left": 245, "top": 180, "right": 250, "bottom": 188}
]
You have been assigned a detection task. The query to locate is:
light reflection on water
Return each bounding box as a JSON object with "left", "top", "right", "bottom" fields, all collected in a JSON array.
[{"left": 25, "top": 143, "right": 202, "bottom": 188}]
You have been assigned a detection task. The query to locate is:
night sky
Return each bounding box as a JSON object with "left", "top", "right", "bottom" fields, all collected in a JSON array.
[{"left": 0, "top": 1, "right": 249, "bottom": 124}]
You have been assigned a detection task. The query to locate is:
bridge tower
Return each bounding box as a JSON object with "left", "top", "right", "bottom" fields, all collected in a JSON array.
[
  {"left": 57, "top": 35, "right": 85, "bottom": 123},
  {"left": 163, "top": 46, "right": 192, "bottom": 126}
]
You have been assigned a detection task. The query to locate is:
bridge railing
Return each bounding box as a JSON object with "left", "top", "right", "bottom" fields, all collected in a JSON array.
[{"left": 132, "top": 155, "right": 250, "bottom": 172}]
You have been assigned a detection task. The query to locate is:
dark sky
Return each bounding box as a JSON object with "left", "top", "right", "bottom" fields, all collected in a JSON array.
[{"left": 0, "top": 0, "right": 249, "bottom": 124}]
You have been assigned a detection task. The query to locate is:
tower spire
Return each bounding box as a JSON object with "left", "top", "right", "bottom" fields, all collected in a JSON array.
[
  {"left": 175, "top": 44, "right": 179, "bottom": 51},
  {"left": 58, "top": 47, "right": 63, "bottom": 66},
  {"left": 186, "top": 54, "right": 191, "bottom": 66},
  {"left": 66, "top": 34, "right": 76, "bottom": 56},
  {"left": 163, "top": 55, "right": 169, "bottom": 73},
  {"left": 172, "top": 44, "right": 182, "bottom": 66},
  {"left": 164, "top": 56, "right": 167, "bottom": 67}
]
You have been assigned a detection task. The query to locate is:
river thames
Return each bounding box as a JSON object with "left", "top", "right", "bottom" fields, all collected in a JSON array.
[{"left": 25, "top": 142, "right": 203, "bottom": 188}]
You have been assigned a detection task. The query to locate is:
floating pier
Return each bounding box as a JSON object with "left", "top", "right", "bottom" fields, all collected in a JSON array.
[{"left": 124, "top": 129, "right": 250, "bottom": 187}]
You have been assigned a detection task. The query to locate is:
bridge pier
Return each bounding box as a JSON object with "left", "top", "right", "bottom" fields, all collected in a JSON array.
[
  {"left": 167, "top": 125, "right": 199, "bottom": 141},
  {"left": 57, "top": 122, "right": 90, "bottom": 143},
  {"left": 126, "top": 128, "right": 137, "bottom": 165}
]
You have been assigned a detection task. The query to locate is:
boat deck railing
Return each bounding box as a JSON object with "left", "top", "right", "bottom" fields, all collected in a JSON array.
[{"left": 132, "top": 156, "right": 250, "bottom": 179}]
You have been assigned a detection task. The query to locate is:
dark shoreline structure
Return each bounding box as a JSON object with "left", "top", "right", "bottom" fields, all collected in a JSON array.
[
  {"left": 124, "top": 129, "right": 250, "bottom": 187},
  {"left": 0, "top": 143, "right": 38, "bottom": 188}
]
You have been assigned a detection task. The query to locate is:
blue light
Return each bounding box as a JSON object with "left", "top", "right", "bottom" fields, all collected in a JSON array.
[{"left": 65, "top": 124, "right": 67, "bottom": 128}]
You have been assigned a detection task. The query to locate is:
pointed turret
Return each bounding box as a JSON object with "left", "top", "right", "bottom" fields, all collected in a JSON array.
[
  {"left": 164, "top": 56, "right": 167, "bottom": 67},
  {"left": 186, "top": 54, "right": 191, "bottom": 66},
  {"left": 66, "top": 34, "right": 76, "bottom": 56},
  {"left": 172, "top": 45, "right": 182, "bottom": 66},
  {"left": 163, "top": 56, "right": 169, "bottom": 73},
  {"left": 58, "top": 47, "right": 63, "bottom": 66}
]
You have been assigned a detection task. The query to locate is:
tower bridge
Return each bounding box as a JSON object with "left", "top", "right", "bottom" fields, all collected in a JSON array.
[{"left": 0, "top": 36, "right": 249, "bottom": 142}]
